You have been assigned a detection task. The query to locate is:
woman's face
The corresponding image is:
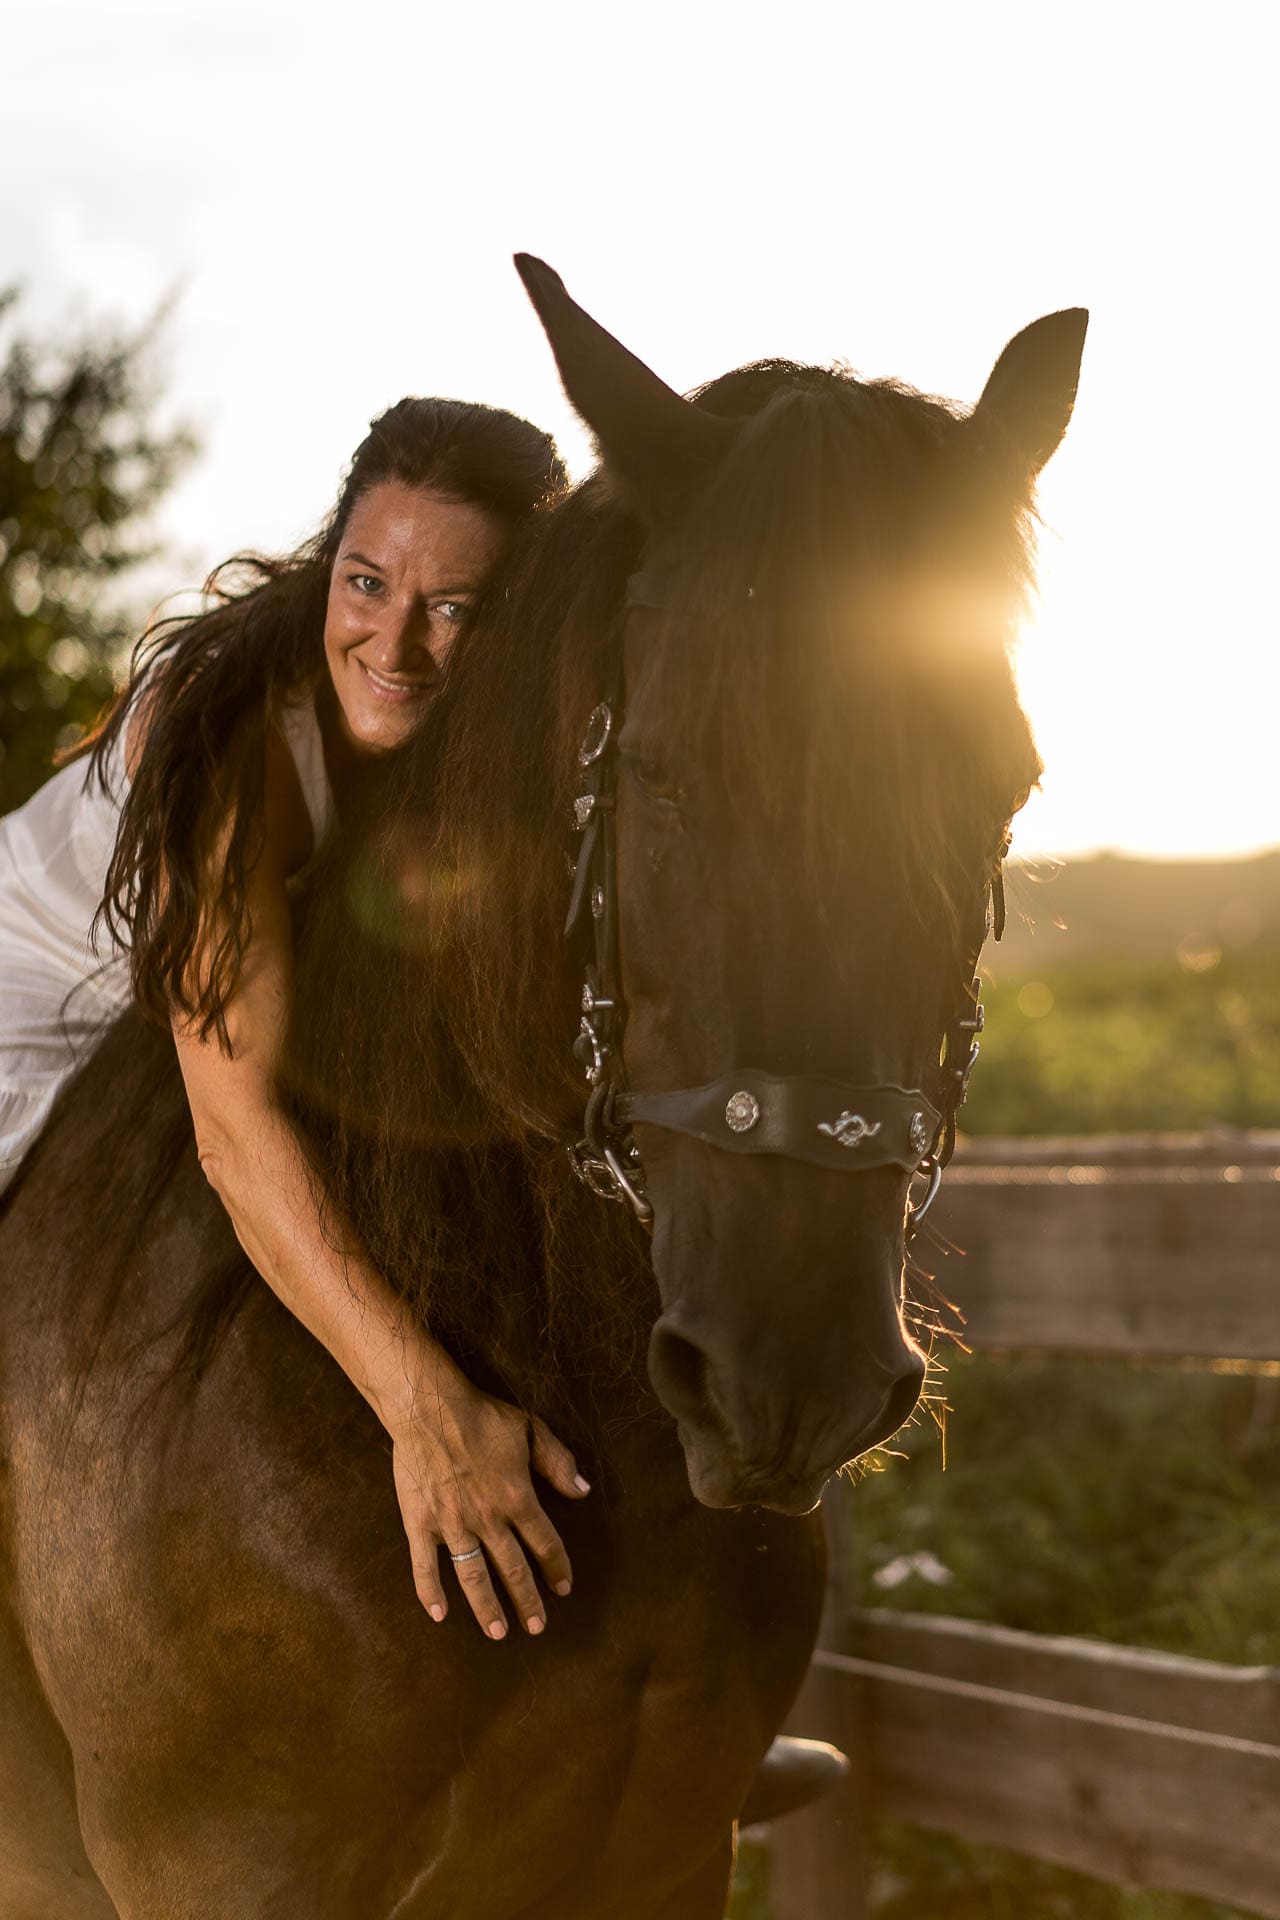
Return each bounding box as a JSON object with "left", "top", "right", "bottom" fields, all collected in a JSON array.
[{"left": 323, "top": 481, "right": 508, "bottom": 754}]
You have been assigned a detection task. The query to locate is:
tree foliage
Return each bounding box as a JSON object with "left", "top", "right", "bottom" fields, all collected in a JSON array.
[{"left": 0, "top": 289, "right": 195, "bottom": 811}]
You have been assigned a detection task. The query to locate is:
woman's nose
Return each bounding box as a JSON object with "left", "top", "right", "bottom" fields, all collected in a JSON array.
[{"left": 375, "top": 602, "right": 431, "bottom": 672}]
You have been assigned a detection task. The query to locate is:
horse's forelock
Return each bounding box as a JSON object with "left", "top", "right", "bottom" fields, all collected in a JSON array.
[{"left": 636, "top": 362, "right": 1043, "bottom": 934}]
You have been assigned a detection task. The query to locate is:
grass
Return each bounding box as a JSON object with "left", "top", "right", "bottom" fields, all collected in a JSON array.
[
  {"left": 728, "top": 950, "right": 1280, "bottom": 1918},
  {"left": 867, "top": 1835, "right": 1260, "bottom": 1920}
]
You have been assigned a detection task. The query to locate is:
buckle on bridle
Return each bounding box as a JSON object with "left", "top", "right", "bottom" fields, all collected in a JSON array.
[
  {"left": 566, "top": 1136, "right": 652, "bottom": 1223},
  {"left": 905, "top": 1157, "right": 943, "bottom": 1242}
]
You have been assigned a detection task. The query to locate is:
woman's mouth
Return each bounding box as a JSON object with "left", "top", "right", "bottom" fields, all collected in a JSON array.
[{"left": 358, "top": 659, "right": 433, "bottom": 702}]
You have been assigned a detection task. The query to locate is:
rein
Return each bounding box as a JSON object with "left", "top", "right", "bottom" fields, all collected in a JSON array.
[{"left": 564, "top": 570, "right": 1002, "bottom": 1239}]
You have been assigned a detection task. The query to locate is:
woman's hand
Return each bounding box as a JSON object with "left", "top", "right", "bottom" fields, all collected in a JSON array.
[{"left": 385, "top": 1343, "right": 591, "bottom": 1640}]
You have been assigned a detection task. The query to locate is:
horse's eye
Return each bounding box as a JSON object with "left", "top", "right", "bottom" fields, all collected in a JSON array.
[{"left": 624, "top": 751, "right": 683, "bottom": 807}]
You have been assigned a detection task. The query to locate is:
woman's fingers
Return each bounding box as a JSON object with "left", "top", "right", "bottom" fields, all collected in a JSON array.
[
  {"left": 529, "top": 1416, "right": 591, "bottom": 1501},
  {"left": 447, "top": 1537, "right": 510, "bottom": 1641},
  {"left": 410, "top": 1529, "right": 449, "bottom": 1623},
  {"left": 512, "top": 1499, "right": 573, "bottom": 1599},
  {"left": 483, "top": 1526, "right": 551, "bottom": 1636}
]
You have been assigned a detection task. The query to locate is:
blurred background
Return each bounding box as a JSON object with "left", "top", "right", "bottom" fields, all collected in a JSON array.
[{"left": 3, "top": 4, "right": 1276, "bottom": 1915}]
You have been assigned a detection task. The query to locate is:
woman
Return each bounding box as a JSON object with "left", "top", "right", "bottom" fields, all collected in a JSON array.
[{"left": 0, "top": 397, "right": 588, "bottom": 1644}]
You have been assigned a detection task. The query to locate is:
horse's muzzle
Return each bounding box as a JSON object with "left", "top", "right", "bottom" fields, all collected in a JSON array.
[{"left": 647, "top": 1315, "right": 926, "bottom": 1511}]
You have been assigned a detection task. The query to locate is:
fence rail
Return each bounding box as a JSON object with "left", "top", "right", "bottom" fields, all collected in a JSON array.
[{"left": 769, "top": 1131, "right": 1280, "bottom": 1917}]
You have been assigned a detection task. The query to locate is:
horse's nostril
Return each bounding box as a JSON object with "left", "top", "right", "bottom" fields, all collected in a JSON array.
[
  {"left": 648, "top": 1324, "right": 718, "bottom": 1431},
  {"left": 880, "top": 1359, "right": 926, "bottom": 1444}
]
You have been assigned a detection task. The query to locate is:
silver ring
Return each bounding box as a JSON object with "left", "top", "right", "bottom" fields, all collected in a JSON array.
[{"left": 449, "top": 1545, "right": 485, "bottom": 1564}]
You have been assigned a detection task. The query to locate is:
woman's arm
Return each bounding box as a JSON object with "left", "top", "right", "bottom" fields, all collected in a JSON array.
[{"left": 171, "top": 731, "right": 588, "bottom": 1639}]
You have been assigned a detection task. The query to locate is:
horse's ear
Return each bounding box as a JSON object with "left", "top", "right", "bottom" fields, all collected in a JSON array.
[
  {"left": 514, "top": 254, "right": 734, "bottom": 514},
  {"left": 971, "top": 308, "right": 1089, "bottom": 476}
]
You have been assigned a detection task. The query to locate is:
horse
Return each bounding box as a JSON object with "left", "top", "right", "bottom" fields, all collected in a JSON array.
[{"left": 0, "top": 258, "right": 1085, "bottom": 1918}]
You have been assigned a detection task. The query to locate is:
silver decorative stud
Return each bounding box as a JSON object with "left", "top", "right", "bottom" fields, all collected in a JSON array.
[
  {"left": 573, "top": 793, "right": 595, "bottom": 830},
  {"left": 909, "top": 1111, "right": 931, "bottom": 1157},
  {"left": 817, "top": 1112, "right": 882, "bottom": 1150},
  {"left": 590, "top": 883, "right": 606, "bottom": 921},
  {"left": 724, "top": 1090, "right": 761, "bottom": 1133}
]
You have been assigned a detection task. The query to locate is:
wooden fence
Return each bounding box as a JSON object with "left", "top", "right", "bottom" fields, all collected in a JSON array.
[{"left": 768, "top": 1131, "right": 1280, "bottom": 1918}]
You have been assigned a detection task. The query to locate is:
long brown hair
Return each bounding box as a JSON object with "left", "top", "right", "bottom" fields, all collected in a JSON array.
[{"left": 83, "top": 398, "right": 566, "bottom": 1045}]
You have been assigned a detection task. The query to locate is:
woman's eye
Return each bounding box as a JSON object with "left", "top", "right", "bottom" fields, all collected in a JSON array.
[
  {"left": 349, "top": 573, "right": 382, "bottom": 595},
  {"left": 435, "top": 601, "right": 469, "bottom": 622}
]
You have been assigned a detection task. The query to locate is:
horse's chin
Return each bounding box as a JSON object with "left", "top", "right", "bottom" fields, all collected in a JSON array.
[{"left": 679, "top": 1431, "right": 825, "bottom": 1516}]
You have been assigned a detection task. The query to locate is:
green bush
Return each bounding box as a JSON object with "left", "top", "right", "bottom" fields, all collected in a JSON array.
[
  {"left": 854, "top": 1352, "right": 1280, "bottom": 1666},
  {"left": 964, "top": 951, "right": 1280, "bottom": 1137}
]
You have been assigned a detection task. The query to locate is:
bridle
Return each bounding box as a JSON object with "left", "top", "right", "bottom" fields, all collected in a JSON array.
[{"left": 564, "top": 569, "right": 1005, "bottom": 1239}]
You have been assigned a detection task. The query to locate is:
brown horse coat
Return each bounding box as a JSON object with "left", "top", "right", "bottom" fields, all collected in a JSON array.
[{"left": 0, "top": 1018, "right": 824, "bottom": 1918}]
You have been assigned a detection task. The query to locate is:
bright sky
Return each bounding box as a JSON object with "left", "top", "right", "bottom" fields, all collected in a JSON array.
[{"left": 4, "top": 1, "right": 1275, "bottom": 860}]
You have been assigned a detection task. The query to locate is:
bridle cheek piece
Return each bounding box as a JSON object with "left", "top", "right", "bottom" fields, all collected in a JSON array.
[{"left": 563, "top": 572, "right": 1002, "bottom": 1241}]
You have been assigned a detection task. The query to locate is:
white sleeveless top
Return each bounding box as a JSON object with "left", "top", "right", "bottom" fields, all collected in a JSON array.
[{"left": 0, "top": 690, "right": 334, "bottom": 1193}]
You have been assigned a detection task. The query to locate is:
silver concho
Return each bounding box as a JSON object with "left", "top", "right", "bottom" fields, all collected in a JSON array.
[
  {"left": 909, "top": 1110, "right": 931, "bottom": 1158},
  {"left": 724, "top": 1090, "right": 761, "bottom": 1134},
  {"left": 817, "top": 1111, "right": 882, "bottom": 1150}
]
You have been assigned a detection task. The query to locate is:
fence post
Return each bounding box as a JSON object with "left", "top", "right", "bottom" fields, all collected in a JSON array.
[{"left": 767, "top": 1477, "right": 872, "bottom": 1918}]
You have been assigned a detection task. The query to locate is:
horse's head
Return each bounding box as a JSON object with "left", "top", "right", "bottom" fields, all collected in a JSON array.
[{"left": 519, "top": 257, "right": 1086, "bottom": 1512}]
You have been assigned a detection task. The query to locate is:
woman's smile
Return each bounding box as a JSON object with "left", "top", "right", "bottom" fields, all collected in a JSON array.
[
  {"left": 357, "top": 658, "right": 434, "bottom": 701},
  {"left": 322, "top": 481, "right": 509, "bottom": 754}
]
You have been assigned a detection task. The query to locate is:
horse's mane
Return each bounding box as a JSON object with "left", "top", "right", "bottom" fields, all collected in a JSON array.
[
  {"left": 283, "top": 358, "right": 1042, "bottom": 1432},
  {"left": 284, "top": 482, "right": 653, "bottom": 1441}
]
